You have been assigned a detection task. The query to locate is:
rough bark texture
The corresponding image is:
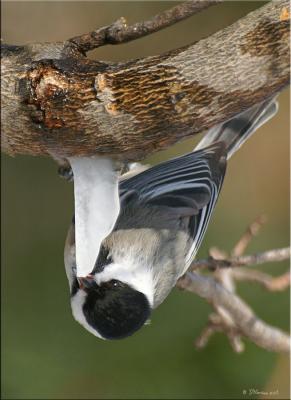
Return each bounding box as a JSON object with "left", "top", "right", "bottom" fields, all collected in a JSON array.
[{"left": 1, "top": 0, "right": 290, "bottom": 161}]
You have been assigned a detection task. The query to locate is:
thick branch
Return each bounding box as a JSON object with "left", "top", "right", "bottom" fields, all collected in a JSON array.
[
  {"left": 69, "top": 1, "right": 221, "bottom": 53},
  {"left": 1, "top": 0, "right": 289, "bottom": 160},
  {"left": 178, "top": 272, "right": 290, "bottom": 353}
]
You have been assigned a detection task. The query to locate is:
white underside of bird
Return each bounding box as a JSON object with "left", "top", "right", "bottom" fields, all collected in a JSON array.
[{"left": 68, "top": 156, "right": 120, "bottom": 278}]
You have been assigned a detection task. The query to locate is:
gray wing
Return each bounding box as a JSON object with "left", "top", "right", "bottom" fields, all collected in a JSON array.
[
  {"left": 195, "top": 99, "right": 278, "bottom": 159},
  {"left": 119, "top": 142, "right": 227, "bottom": 269}
]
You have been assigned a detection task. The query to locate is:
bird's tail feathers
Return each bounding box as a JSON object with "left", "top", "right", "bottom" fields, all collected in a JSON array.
[{"left": 194, "top": 98, "right": 278, "bottom": 159}]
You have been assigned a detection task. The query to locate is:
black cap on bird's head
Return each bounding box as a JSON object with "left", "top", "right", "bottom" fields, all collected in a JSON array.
[{"left": 72, "top": 277, "right": 151, "bottom": 340}]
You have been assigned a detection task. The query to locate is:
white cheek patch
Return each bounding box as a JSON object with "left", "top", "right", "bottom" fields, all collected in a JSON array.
[
  {"left": 68, "top": 156, "right": 120, "bottom": 278},
  {"left": 71, "top": 291, "right": 104, "bottom": 339}
]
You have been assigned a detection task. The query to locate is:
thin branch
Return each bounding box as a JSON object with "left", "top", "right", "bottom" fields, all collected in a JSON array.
[
  {"left": 195, "top": 313, "right": 245, "bottom": 353},
  {"left": 177, "top": 272, "right": 290, "bottom": 353},
  {"left": 232, "top": 215, "right": 267, "bottom": 257},
  {"left": 190, "top": 247, "right": 290, "bottom": 271},
  {"left": 232, "top": 269, "right": 290, "bottom": 292},
  {"left": 179, "top": 215, "right": 290, "bottom": 353},
  {"left": 69, "top": 1, "right": 221, "bottom": 53}
]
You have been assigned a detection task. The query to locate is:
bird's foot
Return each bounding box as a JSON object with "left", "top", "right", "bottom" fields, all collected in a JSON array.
[{"left": 58, "top": 164, "right": 74, "bottom": 181}]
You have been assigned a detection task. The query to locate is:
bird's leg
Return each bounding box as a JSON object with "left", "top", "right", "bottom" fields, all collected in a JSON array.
[
  {"left": 47, "top": 150, "right": 74, "bottom": 182},
  {"left": 58, "top": 162, "right": 74, "bottom": 182}
]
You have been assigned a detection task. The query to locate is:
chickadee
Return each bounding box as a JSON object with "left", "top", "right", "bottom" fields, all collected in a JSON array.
[{"left": 64, "top": 98, "right": 278, "bottom": 340}]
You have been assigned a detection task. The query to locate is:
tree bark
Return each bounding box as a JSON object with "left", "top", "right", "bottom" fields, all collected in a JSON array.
[{"left": 1, "top": 0, "right": 289, "bottom": 161}]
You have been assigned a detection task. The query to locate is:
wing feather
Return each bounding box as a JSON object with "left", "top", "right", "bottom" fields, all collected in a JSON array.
[{"left": 120, "top": 143, "right": 227, "bottom": 272}]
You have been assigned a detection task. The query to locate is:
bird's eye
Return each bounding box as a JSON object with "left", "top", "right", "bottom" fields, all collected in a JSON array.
[
  {"left": 111, "top": 279, "right": 121, "bottom": 287},
  {"left": 106, "top": 254, "right": 113, "bottom": 263}
]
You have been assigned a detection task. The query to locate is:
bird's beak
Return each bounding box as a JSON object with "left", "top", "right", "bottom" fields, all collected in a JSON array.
[{"left": 78, "top": 275, "right": 95, "bottom": 290}]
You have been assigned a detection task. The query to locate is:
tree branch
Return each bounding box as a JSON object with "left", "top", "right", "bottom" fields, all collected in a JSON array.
[
  {"left": 231, "top": 268, "right": 290, "bottom": 291},
  {"left": 69, "top": 1, "right": 221, "bottom": 53},
  {"left": 177, "top": 272, "right": 290, "bottom": 353},
  {"left": 176, "top": 216, "right": 290, "bottom": 353},
  {"left": 232, "top": 215, "right": 267, "bottom": 257},
  {"left": 190, "top": 247, "right": 290, "bottom": 271},
  {"left": 1, "top": 0, "right": 289, "bottom": 160}
]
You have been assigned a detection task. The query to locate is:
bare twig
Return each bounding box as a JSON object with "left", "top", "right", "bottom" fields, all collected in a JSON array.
[
  {"left": 232, "top": 215, "right": 267, "bottom": 257},
  {"left": 177, "top": 272, "right": 290, "bottom": 353},
  {"left": 178, "top": 215, "right": 290, "bottom": 353},
  {"left": 232, "top": 269, "right": 290, "bottom": 292},
  {"left": 190, "top": 247, "right": 290, "bottom": 271},
  {"left": 195, "top": 313, "right": 245, "bottom": 353},
  {"left": 69, "top": 1, "right": 221, "bottom": 53}
]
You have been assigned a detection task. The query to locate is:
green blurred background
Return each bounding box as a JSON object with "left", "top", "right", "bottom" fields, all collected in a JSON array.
[{"left": 1, "top": 1, "right": 290, "bottom": 399}]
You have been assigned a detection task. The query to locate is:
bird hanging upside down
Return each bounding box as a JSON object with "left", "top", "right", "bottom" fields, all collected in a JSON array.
[{"left": 64, "top": 98, "right": 278, "bottom": 340}]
